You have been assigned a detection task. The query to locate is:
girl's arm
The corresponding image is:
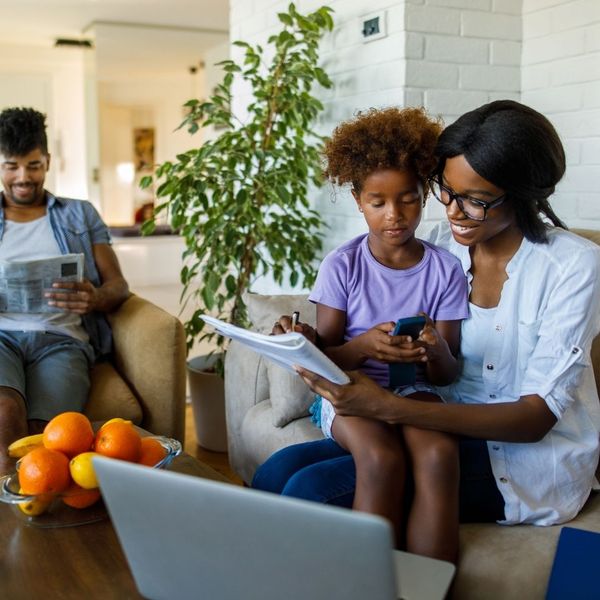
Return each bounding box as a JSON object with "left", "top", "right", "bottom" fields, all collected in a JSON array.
[
  {"left": 296, "top": 368, "right": 557, "bottom": 443},
  {"left": 419, "top": 318, "right": 461, "bottom": 386},
  {"left": 317, "top": 304, "right": 425, "bottom": 370}
]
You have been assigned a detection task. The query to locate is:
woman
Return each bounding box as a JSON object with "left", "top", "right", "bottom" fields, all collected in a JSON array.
[{"left": 253, "top": 100, "right": 600, "bottom": 532}]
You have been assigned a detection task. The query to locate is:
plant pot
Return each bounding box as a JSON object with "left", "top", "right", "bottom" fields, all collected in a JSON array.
[{"left": 187, "top": 354, "right": 228, "bottom": 452}]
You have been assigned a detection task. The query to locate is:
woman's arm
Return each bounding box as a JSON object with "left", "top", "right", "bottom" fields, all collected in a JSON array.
[{"left": 296, "top": 368, "right": 557, "bottom": 443}]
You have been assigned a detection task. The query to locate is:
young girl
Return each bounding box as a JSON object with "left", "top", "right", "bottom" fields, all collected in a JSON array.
[{"left": 308, "top": 107, "right": 468, "bottom": 562}]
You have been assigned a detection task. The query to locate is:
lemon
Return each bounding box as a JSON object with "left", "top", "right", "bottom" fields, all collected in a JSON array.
[
  {"left": 69, "top": 451, "right": 101, "bottom": 489},
  {"left": 17, "top": 488, "right": 52, "bottom": 516}
]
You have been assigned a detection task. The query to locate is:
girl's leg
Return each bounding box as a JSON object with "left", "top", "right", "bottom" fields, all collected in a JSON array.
[
  {"left": 402, "top": 393, "right": 459, "bottom": 563},
  {"left": 252, "top": 438, "right": 349, "bottom": 493},
  {"left": 332, "top": 415, "right": 406, "bottom": 542}
]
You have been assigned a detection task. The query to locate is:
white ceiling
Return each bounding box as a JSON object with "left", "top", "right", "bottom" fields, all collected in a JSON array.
[{"left": 0, "top": 0, "right": 230, "bottom": 79}]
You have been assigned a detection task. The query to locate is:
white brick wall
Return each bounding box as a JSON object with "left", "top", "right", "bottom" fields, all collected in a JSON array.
[
  {"left": 405, "top": 0, "right": 523, "bottom": 234},
  {"left": 229, "top": 0, "right": 599, "bottom": 291},
  {"left": 522, "top": 0, "right": 600, "bottom": 229}
]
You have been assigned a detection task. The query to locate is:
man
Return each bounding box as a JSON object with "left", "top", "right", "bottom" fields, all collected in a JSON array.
[{"left": 0, "top": 107, "right": 129, "bottom": 473}]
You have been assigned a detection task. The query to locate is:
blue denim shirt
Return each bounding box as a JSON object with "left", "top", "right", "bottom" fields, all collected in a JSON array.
[{"left": 0, "top": 192, "right": 113, "bottom": 358}]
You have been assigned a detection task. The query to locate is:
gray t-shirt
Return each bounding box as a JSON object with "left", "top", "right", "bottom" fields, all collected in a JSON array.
[{"left": 0, "top": 215, "right": 87, "bottom": 341}]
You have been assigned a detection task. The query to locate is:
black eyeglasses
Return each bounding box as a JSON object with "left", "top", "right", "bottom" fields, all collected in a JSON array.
[{"left": 428, "top": 176, "right": 506, "bottom": 221}]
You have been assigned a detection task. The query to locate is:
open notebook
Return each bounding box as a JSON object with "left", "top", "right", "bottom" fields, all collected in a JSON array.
[{"left": 201, "top": 315, "right": 350, "bottom": 384}]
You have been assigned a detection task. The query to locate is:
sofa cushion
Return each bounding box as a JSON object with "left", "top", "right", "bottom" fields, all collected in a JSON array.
[
  {"left": 245, "top": 292, "right": 316, "bottom": 334},
  {"left": 84, "top": 361, "right": 143, "bottom": 424},
  {"left": 266, "top": 361, "right": 316, "bottom": 427},
  {"left": 246, "top": 293, "right": 318, "bottom": 426}
]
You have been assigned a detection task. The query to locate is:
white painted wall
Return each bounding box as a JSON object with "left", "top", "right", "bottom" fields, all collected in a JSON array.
[
  {"left": 522, "top": 0, "right": 600, "bottom": 229},
  {"left": 0, "top": 43, "right": 91, "bottom": 203}
]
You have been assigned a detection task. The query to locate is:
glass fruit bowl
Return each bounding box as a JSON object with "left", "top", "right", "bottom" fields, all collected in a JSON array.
[{"left": 0, "top": 435, "right": 182, "bottom": 528}]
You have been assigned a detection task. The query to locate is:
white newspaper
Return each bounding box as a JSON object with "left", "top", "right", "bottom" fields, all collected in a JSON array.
[
  {"left": 0, "top": 253, "right": 84, "bottom": 313},
  {"left": 202, "top": 315, "right": 351, "bottom": 384}
]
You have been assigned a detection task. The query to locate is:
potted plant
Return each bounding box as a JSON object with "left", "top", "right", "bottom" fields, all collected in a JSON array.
[{"left": 141, "top": 3, "right": 334, "bottom": 450}]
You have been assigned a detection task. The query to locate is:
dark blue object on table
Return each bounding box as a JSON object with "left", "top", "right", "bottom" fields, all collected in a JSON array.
[{"left": 545, "top": 526, "right": 600, "bottom": 599}]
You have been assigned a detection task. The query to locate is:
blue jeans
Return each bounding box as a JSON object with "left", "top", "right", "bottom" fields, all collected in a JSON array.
[
  {"left": 252, "top": 439, "right": 355, "bottom": 507},
  {"left": 252, "top": 438, "right": 505, "bottom": 522}
]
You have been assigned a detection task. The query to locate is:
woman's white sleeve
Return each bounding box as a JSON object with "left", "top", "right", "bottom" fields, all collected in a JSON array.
[{"left": 520, "top": 245, "right": 600, "bottom": 419}]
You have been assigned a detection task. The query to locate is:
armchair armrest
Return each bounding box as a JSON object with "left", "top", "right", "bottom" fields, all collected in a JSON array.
[
  {"left": 224, "top": 340, "right": 269, "bottom": 472},
  {"left": 107, "top": 294, "right": 186, "bottom": 441}
]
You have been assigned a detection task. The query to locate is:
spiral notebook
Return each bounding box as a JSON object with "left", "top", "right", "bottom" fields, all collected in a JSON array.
[{"left": 201, "top": 315, "right": 350, "bottom": 384}]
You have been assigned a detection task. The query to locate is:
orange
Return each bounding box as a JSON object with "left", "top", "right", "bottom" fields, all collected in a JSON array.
[
  {"left": 62, "top": 482, "right": 101, "bottom": 509},
  {"left": 18, "top": 447, "right": 71, "bottom": 495},
  {"left": 138, "top": 437, "right": 167, "bottom": 467},
  {"left": 94, "top": 421, "right": 142, "bottom": 462},
  {"left": 43, "top": 412, "right": 94, "bottom": 458}
]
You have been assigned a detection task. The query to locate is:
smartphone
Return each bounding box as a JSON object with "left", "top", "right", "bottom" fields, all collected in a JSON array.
[
  {"left": 389, "top": 315, "right": 426, "bottom": 389},
  {"left": 392, "top": 315, "right": 426, "bottom": 339}
]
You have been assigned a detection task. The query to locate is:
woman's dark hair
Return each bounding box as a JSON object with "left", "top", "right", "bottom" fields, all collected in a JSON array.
[
  {"left": 0, "top": 107, "right": 48, "bottom": 157},
  {"left": 435, "top": 100, "right": 566, "bottom": 242}
]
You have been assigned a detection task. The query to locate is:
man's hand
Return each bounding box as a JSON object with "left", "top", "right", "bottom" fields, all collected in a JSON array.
[
  {"left": 296, "top": 367, "right": 398, "bottom": 420},
  {"left": 45, "top": 280, "right": 99, "bottom": 315}
]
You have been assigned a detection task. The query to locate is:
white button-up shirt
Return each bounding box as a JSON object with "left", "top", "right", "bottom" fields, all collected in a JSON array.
[{"left": 426, "top": 222, "right": 600, "bottom": 525}]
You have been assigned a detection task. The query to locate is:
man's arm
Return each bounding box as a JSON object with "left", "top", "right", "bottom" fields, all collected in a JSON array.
[{"left": 45, "top": 244, "right": 129, "bottom": 314}]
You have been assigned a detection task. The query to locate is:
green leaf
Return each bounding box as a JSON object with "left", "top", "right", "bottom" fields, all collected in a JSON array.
[
  {"left": 225, "top": 275, "right": 237, "bottom": 295},
  {"left": 139, "top": 175, "right": 153, "bottom": 189}
]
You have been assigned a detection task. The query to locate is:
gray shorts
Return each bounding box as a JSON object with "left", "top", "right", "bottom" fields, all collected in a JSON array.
[{"left": 0, "top": 330, "right": 94, "bottom": 422}]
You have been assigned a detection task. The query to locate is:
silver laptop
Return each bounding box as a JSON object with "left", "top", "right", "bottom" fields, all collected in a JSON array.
[{"left": 94, "top": 457, "right": 455, "bottom": 600}]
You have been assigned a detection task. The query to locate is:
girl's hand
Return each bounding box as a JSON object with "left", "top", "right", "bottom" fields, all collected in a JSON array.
[
  {"left": 351, "top": 322, "right": 426, "bottom": 364},
  {"left": 272, "top": 315, "right": 317, "bottom": 344},
  {"left": 296, "top": 367, "right": 398, "bottom": 420},
  {"left": 416, "top": 312, "right": 451, "bottom": 363}
]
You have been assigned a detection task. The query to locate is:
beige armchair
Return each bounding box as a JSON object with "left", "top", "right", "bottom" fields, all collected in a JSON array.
[{"left": 83, "top": 294, "right": 186, "bottom": 441}]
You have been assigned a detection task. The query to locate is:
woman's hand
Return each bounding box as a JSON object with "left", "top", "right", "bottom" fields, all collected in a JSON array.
[
  {"left": 272, "top": 315, "right": 317, "bottom": 344},
  {"left": 296, "top": 366, "right": 399, "bottom": 421}
]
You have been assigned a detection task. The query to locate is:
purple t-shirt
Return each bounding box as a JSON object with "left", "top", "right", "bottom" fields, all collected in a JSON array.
[{"left": 308, "top": 233, "right": 469, "bottom": 387}]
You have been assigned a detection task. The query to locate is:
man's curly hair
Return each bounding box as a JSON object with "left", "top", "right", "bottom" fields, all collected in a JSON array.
[
  {"left": 0, "top": 107, "right": 48, "bottom": 157},
  {"left": 324, "top": 107, "right": 443, "bottom": 192}
]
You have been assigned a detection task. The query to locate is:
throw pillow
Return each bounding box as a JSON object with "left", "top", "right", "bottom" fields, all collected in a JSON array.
[
  {"left": 245, "top": 292, "right": 317, "bottom": 427},
  {"left": 266, "top": 361, "right": 316, "bottom": 427},
  {"left": 245, "top": 292, "right": 316, "bottom": 334}
]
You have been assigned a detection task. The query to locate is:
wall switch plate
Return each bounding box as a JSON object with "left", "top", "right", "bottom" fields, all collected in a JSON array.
[{"left": 361, "top": 10, "right": 387, "bottom": 43}]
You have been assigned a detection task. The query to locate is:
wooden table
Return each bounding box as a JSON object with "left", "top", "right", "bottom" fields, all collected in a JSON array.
[{"left": 0, "top": 453, "right": 231, "bottom": 599}]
